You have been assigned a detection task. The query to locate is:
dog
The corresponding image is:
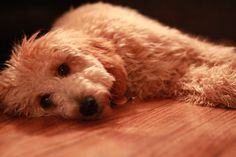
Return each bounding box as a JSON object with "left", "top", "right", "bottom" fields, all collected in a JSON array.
[{"left": 0, "top": 2, "right": 235, "bottom": 120}]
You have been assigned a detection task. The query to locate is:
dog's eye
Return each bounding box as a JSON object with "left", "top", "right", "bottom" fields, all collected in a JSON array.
[
  {"left": 40, "top": 94, "right": 53, "bottom": 109},
  {"left": 57, "top": 63, "right": 70, "bottom": 76}
]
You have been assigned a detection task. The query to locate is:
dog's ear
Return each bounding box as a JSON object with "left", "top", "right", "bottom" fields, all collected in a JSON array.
[
  {"left": 84, "top": 39, "right": 128, "bottom": 105},
  {"left": 0, "top": 70, "right": 33, "bottom": 116},
  {"left": 0, "top": 70, "right": 11, "bottom": 111}
]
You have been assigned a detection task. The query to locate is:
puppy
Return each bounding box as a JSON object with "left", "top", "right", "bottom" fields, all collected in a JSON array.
[{"left": 0, "top": 2, "right": 235, "bottom": 120}]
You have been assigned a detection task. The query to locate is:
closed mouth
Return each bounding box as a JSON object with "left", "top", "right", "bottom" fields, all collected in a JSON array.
[{"left": 81, "top": 105, "right": 104, "bottom": 120}]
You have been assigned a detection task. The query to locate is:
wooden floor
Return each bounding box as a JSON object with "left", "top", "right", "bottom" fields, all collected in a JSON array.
[{"left": 0, "top": 100, "right": 236, "bottom": 157}]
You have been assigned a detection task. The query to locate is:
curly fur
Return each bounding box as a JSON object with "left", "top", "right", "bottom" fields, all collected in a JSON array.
[{"left": 0, "top": 2, "right": 235, "bottom": 119}]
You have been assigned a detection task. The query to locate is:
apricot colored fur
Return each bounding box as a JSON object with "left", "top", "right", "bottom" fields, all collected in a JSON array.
[{"left": 0, "top": 2, "right": 235, "bottom": 119}]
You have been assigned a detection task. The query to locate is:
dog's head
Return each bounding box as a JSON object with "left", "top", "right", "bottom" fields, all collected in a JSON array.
[{"left": 0, "top": 29, "right": 127, "bottom": 120}]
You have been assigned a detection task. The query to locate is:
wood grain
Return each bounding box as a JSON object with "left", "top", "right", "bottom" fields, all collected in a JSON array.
[{"left": 0, "top": 100, "right": 236, "bottom": 157}]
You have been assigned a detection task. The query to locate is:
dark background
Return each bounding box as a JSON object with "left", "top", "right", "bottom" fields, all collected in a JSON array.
[{"left": 0, "top": 0, "right": 236, "bottom": 69}]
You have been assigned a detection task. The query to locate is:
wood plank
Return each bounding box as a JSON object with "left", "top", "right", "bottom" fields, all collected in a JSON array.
[{"left": 0, "top": 100, "right": 236, "bottom": 157}]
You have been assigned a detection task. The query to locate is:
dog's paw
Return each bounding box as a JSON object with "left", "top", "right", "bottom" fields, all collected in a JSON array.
[{"left": 111, "top": 96, "right": 129, "bottom": 107}]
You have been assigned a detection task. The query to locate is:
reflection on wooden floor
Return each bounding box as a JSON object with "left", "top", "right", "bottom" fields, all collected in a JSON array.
[{"left": 0, "top": 99, "right": 236, "bottom": 157}]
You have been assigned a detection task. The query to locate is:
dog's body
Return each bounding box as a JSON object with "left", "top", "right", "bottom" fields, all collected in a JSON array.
[{"left": 0, "top": 2, "right": 236, "bottom": 119}]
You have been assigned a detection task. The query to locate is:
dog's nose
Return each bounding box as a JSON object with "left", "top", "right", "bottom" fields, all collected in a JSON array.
[{"left": 80, "top": 96, "right": 99, "bottom": 117}]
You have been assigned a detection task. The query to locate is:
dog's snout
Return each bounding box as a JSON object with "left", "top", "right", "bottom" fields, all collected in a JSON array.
[{"left": 80, "top": 96, "right": 99, "bottom": 116}]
